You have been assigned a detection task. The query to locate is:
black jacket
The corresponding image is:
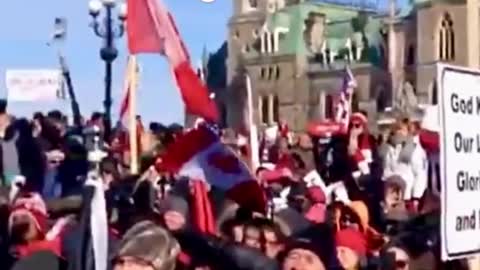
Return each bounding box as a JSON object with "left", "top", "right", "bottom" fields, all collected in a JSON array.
[{"left": 173, "top": 229, "right": 279, "bottom": 270}]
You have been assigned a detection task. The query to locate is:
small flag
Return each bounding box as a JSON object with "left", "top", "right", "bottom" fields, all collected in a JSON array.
[{"left": 334, "top": 66, "right": 357, "bottom": 133}]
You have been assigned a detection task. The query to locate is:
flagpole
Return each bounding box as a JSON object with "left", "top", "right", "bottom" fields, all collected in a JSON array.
[
  {"left": 245, "top": 74, "right": 260, "bottom": 171},
  {"left": 128, "top": 56, "right": 139, "bottom": 174}
]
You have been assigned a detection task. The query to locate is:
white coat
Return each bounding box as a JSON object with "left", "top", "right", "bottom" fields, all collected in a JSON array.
[{"left": 383, "top": 136, "right": 428, "bottom": 200}]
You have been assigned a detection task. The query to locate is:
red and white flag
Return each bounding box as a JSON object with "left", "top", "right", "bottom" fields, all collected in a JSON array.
[
  {"left": 119, "top": 56, "right": 139, "bottom": 126},
  {"left": 334, "top": 66, "right": 357, "bottom": 133},
  {"left": 117, "top": 56, "right": 143, "bottom": 157},
  {"left": 127, "top": 0, "right": 218, "bottom": 122},
  {"left": 157, "top": 126, "right": 266, "bottom": 212}
]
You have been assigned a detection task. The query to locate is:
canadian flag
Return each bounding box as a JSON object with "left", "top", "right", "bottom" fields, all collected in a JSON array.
[
  {"left": 127, "top": 0, "right": 218, "bottom": 122},
  {"left": 157, "top": 126, "right": 266, "bottom": 212}
]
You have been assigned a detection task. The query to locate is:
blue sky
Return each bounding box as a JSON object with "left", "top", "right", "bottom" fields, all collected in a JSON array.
[{"left": 0, "top": 0, "right": 230, "bottom": 125}]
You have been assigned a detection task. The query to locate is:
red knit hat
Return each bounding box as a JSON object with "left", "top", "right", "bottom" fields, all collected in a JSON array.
[
  {"left": 9, "top": 193, "right": 48, "bottom": 235},
  {"left": 335, "top": 228, "right": 367, "bottom": 256}
]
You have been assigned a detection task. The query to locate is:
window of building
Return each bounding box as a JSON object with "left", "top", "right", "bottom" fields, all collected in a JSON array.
[
  {"left": 273, "top": 95, "right": 280, "bottom": 123},
  {"left": 262, "top": 32, "right": 270, "bottom": 53},
  {"left": 439, "top": 13, "right": 455, "bottom": 61},
  {"left": 275, "top": 65, "right": 281, "bottom": 80},
  {"left": 249, "top": 0, "right": 258, "bottom": 8},
  {"left": 268, "top": 66, "right": 274, "bottom": 80},
  {"left": 270, "top": 33, "right": 276, "bottom": 53},
  {"left": 253, "top": 29, "right": 259, "bottom": 38},
  {"left": 242, "top": 44, "right": 251, "bottom": 53},
  {"left": 260, "top": 67, "right": 266, "bottom": 79},
  {"left": 325, "top": 94, "right": 334, "bottom": 119},
  {"left": 406, "top": 45, "right": 415, "bottom": 66},
  {"left": 261, "top": 96, "right": 269, "bottom": 124}
]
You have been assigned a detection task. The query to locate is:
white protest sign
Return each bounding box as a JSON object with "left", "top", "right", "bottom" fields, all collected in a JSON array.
[
  {"left": 439, "top": 63, "right": 480, "bottom": 261},
  {"left": 6, "top": 69, "right": 66, "bottom": 102}
]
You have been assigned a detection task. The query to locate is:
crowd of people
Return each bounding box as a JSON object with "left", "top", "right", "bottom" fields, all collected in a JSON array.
[{"left": 0, "top": 98, "right": 469, "bottom": 270}]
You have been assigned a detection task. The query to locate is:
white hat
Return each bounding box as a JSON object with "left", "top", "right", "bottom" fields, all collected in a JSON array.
[{"left": 421, "top": 105, "right": 440, "bottom": 133}]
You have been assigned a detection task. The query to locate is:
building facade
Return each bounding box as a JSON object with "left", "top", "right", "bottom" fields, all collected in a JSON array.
[{"left": 210, "top": 0, "right": 479, "bottom": 132}]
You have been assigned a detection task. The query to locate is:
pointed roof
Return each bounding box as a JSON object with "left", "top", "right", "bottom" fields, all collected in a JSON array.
[{"left": 201, "top": 45, "right": 209, "bottom": 70}]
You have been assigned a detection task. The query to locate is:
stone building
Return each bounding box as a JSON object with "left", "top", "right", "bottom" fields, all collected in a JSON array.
[{"left": 205, "top": 0, "right": 479, "bottom": 132}]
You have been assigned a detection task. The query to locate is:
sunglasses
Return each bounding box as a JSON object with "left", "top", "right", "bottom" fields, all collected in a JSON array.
[
  {"left": 395, "top": 260, "right": 408, "bottom": 268},
  {"left": 49, "top": 159, "right": 62, "bottom": 165},
  {"left": 352, "top": 123, "right": 362, "bottom": 128}
]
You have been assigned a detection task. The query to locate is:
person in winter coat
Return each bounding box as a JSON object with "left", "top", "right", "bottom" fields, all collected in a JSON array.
[{"left": 383, "top": 119, "right": 428, "bottom": 212}]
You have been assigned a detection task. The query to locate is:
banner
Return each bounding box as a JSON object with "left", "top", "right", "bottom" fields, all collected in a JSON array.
[
  {"left": 438, "top": 63, "right": 480, "bottom": 261},
  {"left": 6, "top": 69, "right": 66, "bottom": 102}
]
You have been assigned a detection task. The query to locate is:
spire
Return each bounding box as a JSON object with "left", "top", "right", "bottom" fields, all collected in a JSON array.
[{"left": 201, "top": 45, "right": 209, "bottom": 70}]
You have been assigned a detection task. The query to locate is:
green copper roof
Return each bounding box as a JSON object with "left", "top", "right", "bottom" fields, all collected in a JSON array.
[
  {"left": 265, "top": 1, "right": 384, "bottom": 55},
  {"left": 246, "top": 0, "right": 386, "bottom": 67}
]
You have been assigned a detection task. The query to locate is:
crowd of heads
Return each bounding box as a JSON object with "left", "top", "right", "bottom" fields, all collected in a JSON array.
[{"left": 0, "top": 103, "right": 470, "bottom": 270}]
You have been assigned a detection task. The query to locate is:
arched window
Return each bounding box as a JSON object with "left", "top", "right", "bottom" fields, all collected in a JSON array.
[
  {"left": 275, "top": 65, "right": 281, "bottom": 79},
  {"left": 261, "top": 96, "right": 269, "bottom": 124},
  {"left": 439, "top": 13, "right": 455, "bottom": 61},
  {"left": 273, "top": 95, "right": 280, "bottom": 123}
]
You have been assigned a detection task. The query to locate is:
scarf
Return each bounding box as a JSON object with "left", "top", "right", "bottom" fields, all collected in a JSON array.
[{"left": 397, "top": 136, "right": 417, "bottom": 164}]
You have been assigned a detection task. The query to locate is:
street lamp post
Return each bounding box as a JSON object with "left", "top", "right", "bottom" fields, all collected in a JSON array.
[{"left": 88, "top": 0, "right": 127, "bottom": 142}]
